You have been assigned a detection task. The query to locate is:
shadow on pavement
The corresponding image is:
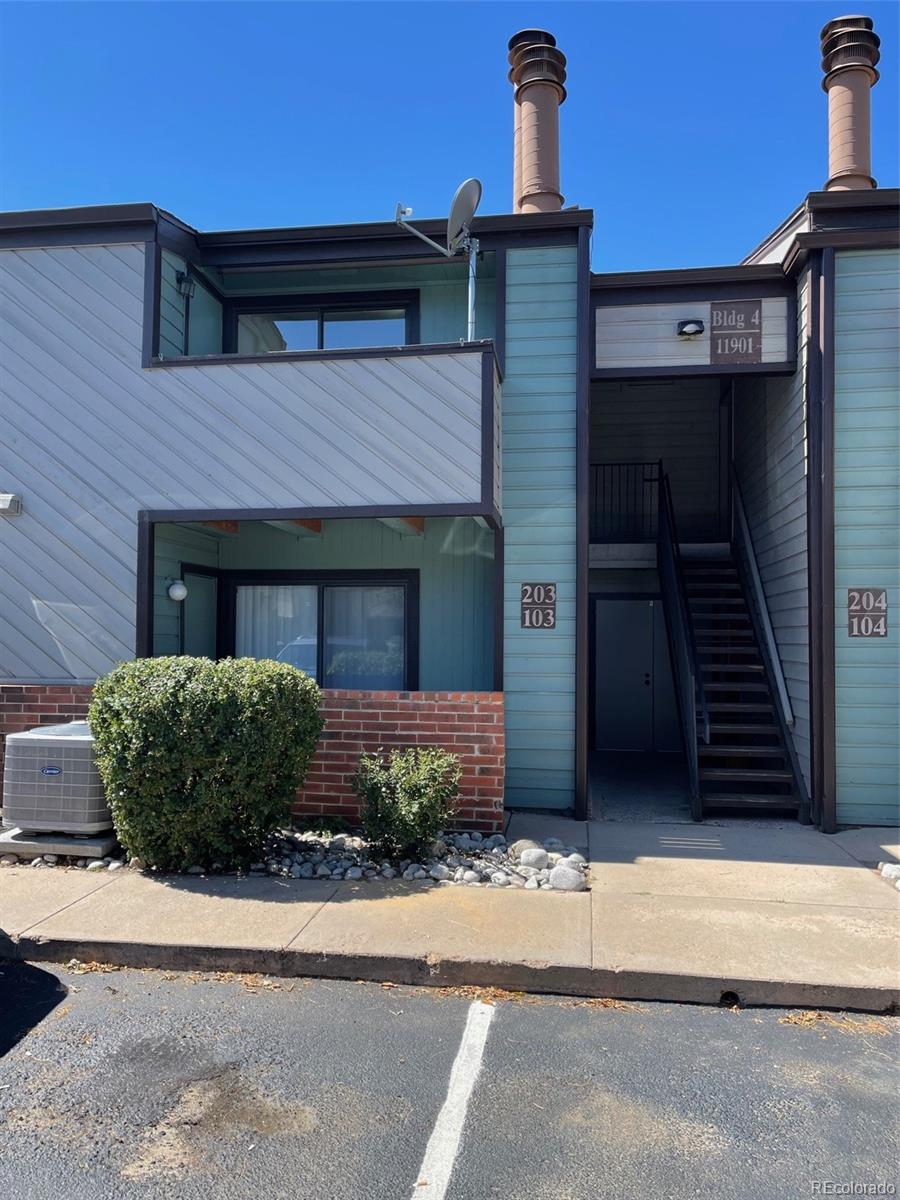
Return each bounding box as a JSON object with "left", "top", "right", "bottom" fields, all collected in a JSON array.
[{"left": 0, "top": 960, "right": 68, "bottom": 1057}]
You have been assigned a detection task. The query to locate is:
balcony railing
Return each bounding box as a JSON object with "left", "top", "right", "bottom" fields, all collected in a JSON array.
[{"left": 589, "top": 461, "right": 660, "bottom": 542}]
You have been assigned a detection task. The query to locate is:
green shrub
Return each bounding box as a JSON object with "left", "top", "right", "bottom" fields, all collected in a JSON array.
[
  {"left": 89, "top": 657, "right": 324, "bottom": 871},
  {"left": 353, "top": 746, "right": 461, "bottom": 858}
]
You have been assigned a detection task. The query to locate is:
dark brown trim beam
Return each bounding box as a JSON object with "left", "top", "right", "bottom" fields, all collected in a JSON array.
[{"left": 574, "top": 223, "right": 592, "bottom": 821}]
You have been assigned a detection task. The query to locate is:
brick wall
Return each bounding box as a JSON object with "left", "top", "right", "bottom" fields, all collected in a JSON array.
[
  {"left": 296, "top": 691, "right": 505, "bottom": 831},
  {"left": 1, "top": 685, "right": 506, "bottom": 832},
  {"left": 0, "top": 684, "right": 94, "bottom": 790}
]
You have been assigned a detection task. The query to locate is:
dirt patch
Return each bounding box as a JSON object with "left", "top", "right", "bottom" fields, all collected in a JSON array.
[
  {"left": 779, "top": 1011, "right": 894, "bottom": 1036},
  {"left": 121, "top": 1069, "right": 318, "bottom": 1181},
  {"left": 562, "top": 1088, "right": 730, "bottom": 1159}
]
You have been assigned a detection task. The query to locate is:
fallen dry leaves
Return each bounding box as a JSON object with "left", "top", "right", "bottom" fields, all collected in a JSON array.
[{"left": 779, "top": 1010, "right": 894, "bottom": 1036}]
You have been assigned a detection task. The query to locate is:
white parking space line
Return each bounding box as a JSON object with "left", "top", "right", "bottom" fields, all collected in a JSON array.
[{"left": 411, "top": 1000, "right": 496, "bottom": 1199}]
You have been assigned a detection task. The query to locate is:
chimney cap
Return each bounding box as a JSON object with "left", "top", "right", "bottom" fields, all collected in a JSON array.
[
  {"left": 508, "top": 29, "right": 557, "bottom": 59},
  {"left": 820, "top": 14, "right": 881, "bottom": 88},
  {"left": 509, "top": 42, "right": 568, "bottom": 101}
]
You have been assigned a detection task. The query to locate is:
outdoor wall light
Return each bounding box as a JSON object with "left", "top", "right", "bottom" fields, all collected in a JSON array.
[
  {"left": 167, "top": 579, "right": 188, "bottom": 602},
  {"left": 175, "top": 271, "right": 196, "bottom": 300},
  {"left": 677, "top": 319, "right": 705, "bottom": 338}
]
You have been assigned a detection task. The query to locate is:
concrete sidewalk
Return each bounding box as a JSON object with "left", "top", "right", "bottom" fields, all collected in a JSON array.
[{"left": 2, "top": 818, "right": 898, "bottom": 1011}]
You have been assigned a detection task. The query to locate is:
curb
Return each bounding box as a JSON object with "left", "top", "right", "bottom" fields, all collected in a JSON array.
[{"left": 11, "top": 934, "right": 899, "bottom": 1014}]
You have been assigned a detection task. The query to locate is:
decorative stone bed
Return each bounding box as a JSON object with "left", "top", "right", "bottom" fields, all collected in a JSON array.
[{"left": 0, "top": 829, "right": 590, "bottom": 892}]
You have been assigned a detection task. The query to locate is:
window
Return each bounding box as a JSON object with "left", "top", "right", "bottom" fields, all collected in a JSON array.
[
  {"left": 226, "top": 291, "right": 419, "bottom": 355},
  {"left": 226, "top": 571, "right": 418, "bottom": 689}
]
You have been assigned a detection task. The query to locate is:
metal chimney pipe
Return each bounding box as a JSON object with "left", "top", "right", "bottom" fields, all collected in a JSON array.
[
  {"left": 507, "top": 30, "right": 567, "bottom": 213},
  {"left": 820, "top": 15, "right": 881, "bottom": 190}
]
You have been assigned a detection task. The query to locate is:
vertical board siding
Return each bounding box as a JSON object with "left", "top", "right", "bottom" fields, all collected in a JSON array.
[
  {"left": 833, "top": 249, "right": 900, "bottom": 826},
  {"left": 0, "top": 244, "right": 490, "bottom": 682},
  {"left": 590, "top": 379, "right": 722, "bottom": 540},
  {"left": 503, "top": 246, "right": 578, "bottom": 809},
  {"left": 211, "top": 517, "right": 494, "bottom": 690},
  {"left": 733, "top": 271, "right": 811, "bottom": 791},
  {"left": 152, "top": 525, "right": 220, "bottom": 655}
]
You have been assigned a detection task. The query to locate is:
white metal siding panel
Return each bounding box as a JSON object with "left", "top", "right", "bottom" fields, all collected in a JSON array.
[
  {"left": 596, "top": 298, "right": 789, "bottom": 369},
  {"left": 833, "top": 249, "right": 900, "bottom": 827},
  {"left": 502, "top": 246, "right": 578, "bottom": 810},
  {"left": 733, "top": 271, "right": 811, "bottom": 792},
  {"left": 0, "top": 243, "right": 486, "bottom": 682}
]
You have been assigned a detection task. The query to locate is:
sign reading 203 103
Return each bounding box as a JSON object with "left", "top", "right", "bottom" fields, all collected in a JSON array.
[
  {"left": 709, "top": 300, "right": 763, "bottom": 365},
  {"left": 521, "top": 583, "right": 557, "bottom": 629},
  {"left": 848, "top": 588, "right": 888, "bottom": 637}
]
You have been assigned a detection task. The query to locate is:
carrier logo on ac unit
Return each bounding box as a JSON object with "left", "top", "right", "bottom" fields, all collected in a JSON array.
[{"left": 41, "top": 765, "right": 62, "bottom": 777}]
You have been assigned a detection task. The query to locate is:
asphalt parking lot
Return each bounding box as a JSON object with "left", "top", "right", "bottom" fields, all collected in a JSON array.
[{"left": 1, "top": 960, "right": 897, "bottom": 1200}]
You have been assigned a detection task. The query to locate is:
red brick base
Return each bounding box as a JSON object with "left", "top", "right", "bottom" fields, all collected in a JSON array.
[
  {"left": 296, "top": 691, "right": 505, "bottom": 831},
  {"left": 0, "top": 685, "right": 505, "bottom": 832}
]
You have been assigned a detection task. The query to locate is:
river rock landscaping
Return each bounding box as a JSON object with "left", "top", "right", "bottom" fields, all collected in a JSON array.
[{"left": 0, "top": 830, "right": 590, "bottom": 891}]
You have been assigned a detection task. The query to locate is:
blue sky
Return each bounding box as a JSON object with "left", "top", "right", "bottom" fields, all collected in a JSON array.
[{"left": 1, "top": 2, "right": 897, "bottom": 271}]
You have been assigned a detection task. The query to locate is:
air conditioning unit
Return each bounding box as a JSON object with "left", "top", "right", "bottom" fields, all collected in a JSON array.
[{"left": 2, "top": 721, "right": 112, "bottom": 835}]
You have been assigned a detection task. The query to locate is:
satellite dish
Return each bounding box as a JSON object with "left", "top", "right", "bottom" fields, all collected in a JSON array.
[{"left": 447, "top": 178, "right": 482, "bottom": 254}]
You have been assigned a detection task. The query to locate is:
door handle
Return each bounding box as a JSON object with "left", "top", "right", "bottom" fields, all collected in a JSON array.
[{"left": 644, "top": 673, "right": 651, "bottom": 686}]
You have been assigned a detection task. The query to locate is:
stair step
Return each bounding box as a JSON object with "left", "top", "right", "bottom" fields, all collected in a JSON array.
[
  {"left": 705, "top": 702, "right": 774, "bottom": 712},
  {"left": 687, "top": 583, "right": 742, "bottom": 593},
  {"left": 701, "top": 794, "right": 800, "bottom": 810},
  {"left": 701, "top": 663, "right": 766, "bottom": 674},
  {"left": 694, "top": 629, "right": 755, "bottom": 639},
  {"left": 699, "top": 746, "right": 785, "bottom": 758},
  {"left": 698, "top": 646, "right": 761, "bottom": 656},
  {"left": 692, "top": 614, "right": 752, "bottom": 623},
  {"left": 689, "top": 597, "right": 747, "bottom": 607},
  {"left": 704, "top": 681, "right": 770, "bottom": 692},
  {"left": 710, "top": 723, "right": 780, "bottom": 734},
  {"left": 700, "top": 768, "right": 793, "bottom": 782}
]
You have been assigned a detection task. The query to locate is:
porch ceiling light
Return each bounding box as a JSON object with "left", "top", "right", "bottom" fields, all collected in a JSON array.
[
  {"left": 167, "top": 579, "right": 188, "bottom": 602},
  {"left": 677, "top": 319, "right": 705, "bottom": 338}
]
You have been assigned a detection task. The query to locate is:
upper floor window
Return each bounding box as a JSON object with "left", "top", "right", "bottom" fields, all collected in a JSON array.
[{"left": 234, "top": 302, "right": 411, "bottom": 355}]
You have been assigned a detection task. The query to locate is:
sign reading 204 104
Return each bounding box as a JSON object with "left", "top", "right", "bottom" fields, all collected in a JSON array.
[
  {"left": 521, "top": 583, "right": 557, "bottom": 629},
  {"left": 710, "top": 300, "right": 762, "bottom": 365},
  {"left": 848, "top": 588, "right": 888, "bottom": 637}
]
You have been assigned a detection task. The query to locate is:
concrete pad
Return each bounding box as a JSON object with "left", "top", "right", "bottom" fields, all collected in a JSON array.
[
  {"left": 0, "top": 827, "right": 117, "bottom": 859},
  {"left": 0, "top": 864, "right": 120, "bottom": 939},
  {"left": 592, "top": 820, "right": 900, "bottom": 902},
  {"left": 592, "top": 892, "right": 900, "bottom": 993},
  {"left": 505, "top": 812, "right": 588, "bottom": 851},
  {"left": 291, "top": 880, "right": 592, "bottom": 968},
  {"left": 21, "top": 872, "right": 338, "bottom": 951},
  {"left": 587, "top": 819, "right": 900, "bottom": 909},
  {"left": 830, "top": 826, "right": 900, "bottom": 868}
]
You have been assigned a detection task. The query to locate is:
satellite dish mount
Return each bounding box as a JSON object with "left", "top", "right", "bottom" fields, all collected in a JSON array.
[{"left": 395, "top": 178, "right": 483, "bottom": 341}]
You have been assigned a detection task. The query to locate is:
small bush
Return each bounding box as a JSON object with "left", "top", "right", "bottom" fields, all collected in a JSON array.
[
  {"left": 89, "top": 656, "right": 324, "bottom": 871},
  {"left": 353, "top": 746, "right": 461, "bottom": 858}
]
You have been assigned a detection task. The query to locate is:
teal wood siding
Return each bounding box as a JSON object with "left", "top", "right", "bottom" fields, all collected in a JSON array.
[
  {"left": 833, "top": 249, "right": 900, "bottom": 826},
  {"left": 159, "top": 250, "right": 186, "bottom": 358},
  {"left": 187, "top": 279, "right": 223, "bottom": 356},
  {"left": 503, "top": 246, "right": 578, "bottom": 809},
  {"left": 213, "top": 517, "right": 495, "bottom": 691},
  {"left": 733, "top": 271, "right": 811, "bottom": 792},
  {"left": 152, "top": 525, "right": 219, "bottom": 655}
]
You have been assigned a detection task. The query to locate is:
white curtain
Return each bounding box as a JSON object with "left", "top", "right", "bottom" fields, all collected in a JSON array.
[{"left": 235, "top": 585, "right": 317, "bottom": 675}]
